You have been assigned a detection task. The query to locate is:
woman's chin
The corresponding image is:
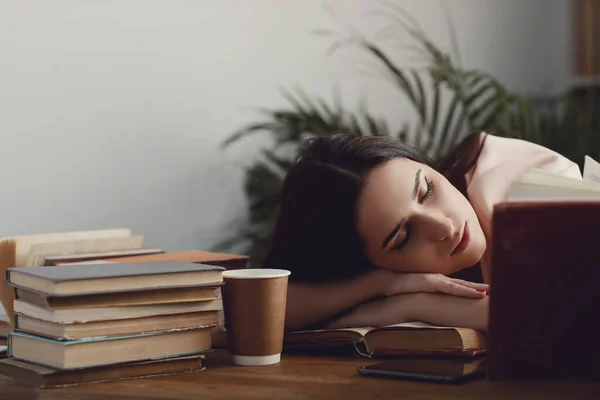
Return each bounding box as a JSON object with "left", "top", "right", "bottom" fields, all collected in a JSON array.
[{"left": 452, "top": 240, "right": 486, "bottom": 274}]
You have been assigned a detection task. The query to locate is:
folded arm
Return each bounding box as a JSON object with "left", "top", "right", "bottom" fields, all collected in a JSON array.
[
  {"left": 325, "top": 293, "right": 489, "bottom": 332},
  {"left": 285, "top": 271, "right": 382, "bottom": 332},
  {"left": 285, "top": 269, "right": 488, "bottom": 332}
]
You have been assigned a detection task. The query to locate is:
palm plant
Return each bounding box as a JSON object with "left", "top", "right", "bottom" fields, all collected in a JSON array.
[{"left": 217, "top": 3, "right": 598, "bottom": 266}]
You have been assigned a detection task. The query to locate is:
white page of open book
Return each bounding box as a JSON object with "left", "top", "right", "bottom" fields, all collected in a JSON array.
[
  {"left": 9, "top": 229, "right": 132, "bottom": 267},
  {"left": 508, "top": 157, "right": 600, "bottom": 202},
  {"left": 292, "top": 321, "right": 461, "bottom": 336},
  {"left": 584, "top": 155, "right": 600, "bottom": 184},
  {"left": 24, "top": 235, "right": 144, "bottom": 267}
]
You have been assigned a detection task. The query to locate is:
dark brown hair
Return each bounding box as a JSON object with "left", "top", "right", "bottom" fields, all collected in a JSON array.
[{"left": 263, "top": 132, "right": 488, "bottom": 282}]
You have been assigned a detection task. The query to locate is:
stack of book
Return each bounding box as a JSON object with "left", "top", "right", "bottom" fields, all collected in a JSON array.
[{"left": 0, "top": 260, "right": 224, "bottom": 388}]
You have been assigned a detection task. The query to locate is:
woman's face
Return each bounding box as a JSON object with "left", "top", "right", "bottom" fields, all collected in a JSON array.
[{"left": 356, "top": 157, "right": 486, "bottom": 275}]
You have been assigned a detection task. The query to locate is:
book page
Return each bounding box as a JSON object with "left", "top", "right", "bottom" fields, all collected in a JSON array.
[
  {"left": 508, "top": 166, "right": 600, "bottom": 202},
  {"left": 289, "top": 327, "right": 372, "bottom": 336},
  {"left": 377, "top": 321, "right": 462, "bottom": 330},
  {"left": 583, "top": 155, "right": 600, "bottom": 184},
  {"left": 58, "top": 260, "right": 117, "bottom": 266},
  {"left": 290, "top": 321, "right": 460, "bottom": 336},
  {"left": 24, "top": 236, "right": 144, "bottom": 267},
  {"left": 9, "top": 229, "right": 132, "bottom": 267}
]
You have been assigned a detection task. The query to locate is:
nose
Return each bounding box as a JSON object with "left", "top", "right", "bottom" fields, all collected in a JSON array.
[{"left": 414, "top": 210, "right": 455, "bottom": 241}]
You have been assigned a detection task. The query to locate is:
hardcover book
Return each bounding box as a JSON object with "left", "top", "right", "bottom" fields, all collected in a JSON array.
[
  {"left": 0, "top": 354, "right": 206, "bottom": 388},
  {"left": 6, "top": 261, "right": 224, "bottom": 295},
  {"left": 284, "top": 322, "right": 487, "bottom": 358},
  {"left": 8, "top": 328, "right": 212, "bottom": 370},
  {"left": 487, "top": 155, "right": 600, "bottom": 379}
]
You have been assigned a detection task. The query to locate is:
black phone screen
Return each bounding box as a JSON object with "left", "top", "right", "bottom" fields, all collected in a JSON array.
[{"left": 357, "top": 357, "right": 486, "bottom": 384}]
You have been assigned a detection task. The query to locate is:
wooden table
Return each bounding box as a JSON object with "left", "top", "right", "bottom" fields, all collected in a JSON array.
[{"left": 1, "top": 350, "right": 600, "bottom": 399}]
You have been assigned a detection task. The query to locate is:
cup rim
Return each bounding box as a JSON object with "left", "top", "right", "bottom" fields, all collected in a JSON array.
[{"left": 222, "top": 268, "right": 291, "bottom": 279}]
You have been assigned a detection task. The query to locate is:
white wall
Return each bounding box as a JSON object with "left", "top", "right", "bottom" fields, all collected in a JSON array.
[{"left": 0, "top": 0, "right": 571, "bottom": 253}]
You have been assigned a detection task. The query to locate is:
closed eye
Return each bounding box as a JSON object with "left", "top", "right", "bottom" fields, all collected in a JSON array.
[
  {"left": 393, "top": 176, "right": 435, "bottom": 251},
  {"left": 419, "top": 176, "right": 435, "bottom": 204}
]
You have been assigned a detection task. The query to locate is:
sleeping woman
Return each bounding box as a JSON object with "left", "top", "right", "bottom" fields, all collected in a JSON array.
[{"left": 262, "top": 131, "right": 581, "bottom": 332}]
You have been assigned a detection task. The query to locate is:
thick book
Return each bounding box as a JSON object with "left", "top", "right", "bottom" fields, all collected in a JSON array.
[
  {"left": 33, "top": 248, "right": 165, "bottom": 267},
  {"left": 15, "top": 311, "right": 219, "bottom": 340},
  {"left": 488, "top": 202, "right": 600, "bottom": 380},
  {"left": 0, "top": 354, "right": 206, "bottom": 388},
  {"left": 23, "top": 235, "right": 148, "bottom": 267},
  {"left": 6, "top": 261, "right": 224, "bottom": 295},
  {"left": 93, "top": 250, "right": 250, "bottom": 270},
  {"left": 13, "top": 283, "right": 221, "bottom": 309},
  {"left": 13, "top": 298, "right": 222, "bottom": 324},
  {"left": 488, "top": 157, "right": 600, "bottom": 379},
  {"left": 8, "top": 327, "right": 212, "bottom": 370},
  {"left": 284, "top": 322, "right": 487, "bottom": 357}
]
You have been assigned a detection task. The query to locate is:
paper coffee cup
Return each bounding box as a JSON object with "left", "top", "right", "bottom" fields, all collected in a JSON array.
[{"left": 221, "top": 269, "right": 291, "bottom": 366}]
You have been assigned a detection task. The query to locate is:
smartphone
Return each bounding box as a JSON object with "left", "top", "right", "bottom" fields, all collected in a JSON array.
[{"left": 357, "top": 357, "right": 486, "bottom": 384}]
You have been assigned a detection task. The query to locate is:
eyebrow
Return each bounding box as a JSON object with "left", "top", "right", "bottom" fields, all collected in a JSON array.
[
  {"left": 412, "top": 168, "right": 422, "bottom": 200},
  {"left": 380, "top": 169, "right": 422, "bottom": 250}
]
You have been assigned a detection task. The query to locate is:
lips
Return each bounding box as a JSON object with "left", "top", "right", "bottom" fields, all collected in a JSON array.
[{"left": 451, "top": 222, "right": 470, "bottom": 256}]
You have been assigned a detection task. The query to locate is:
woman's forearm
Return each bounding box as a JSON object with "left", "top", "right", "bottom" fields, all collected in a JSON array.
[
  {"left": 285, "top": 271, "right": 489, "bottom": 332},
  {"left": 285, "top": 271, "right": 384, "bottom": 331},
  {"left": 410, "top": 293, "right": 489, "bottom": 332},
  {"left": 325, "top": 293, "right": 489, "bottom": 332}
]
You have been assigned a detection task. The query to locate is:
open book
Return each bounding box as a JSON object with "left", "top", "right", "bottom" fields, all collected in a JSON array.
[
  {"left": 284, "top": 322, "right": 487, "bottom": 357},
  {"left": 508, "top": 155, "right": 600, "bottom": 202}
]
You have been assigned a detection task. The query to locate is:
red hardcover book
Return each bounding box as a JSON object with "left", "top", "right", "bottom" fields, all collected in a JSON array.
[{"left": 488, "top": 201, "right": 600, "bottom": 380}]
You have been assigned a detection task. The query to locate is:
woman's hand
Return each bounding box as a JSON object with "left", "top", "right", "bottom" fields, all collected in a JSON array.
[{"left": 369, "top": 269, "right": 488, "bottom": 299}]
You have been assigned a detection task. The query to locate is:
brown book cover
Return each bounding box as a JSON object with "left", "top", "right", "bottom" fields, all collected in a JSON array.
[
  {"left": 9, "top": 327, "right": 213, "bottom": 370},
  {"left": 0, "top": 354, "right": 206, "bottom": 388},
  {"left": 6, "top": 261, "right": 224, "bottom": 296},
  {"left": 284, "top": 322, "right": 487, "bottom": 358},
  {"left": 95, "top": 250, "right": 249, "bottom": 270},
  {"left": 488, "top": 202, "right": 600, "bottom": 380},
  {"left": 12, "top": 298, "right": 222, "bottom": 324},
  {"left": 13, "top": 283, "right": 221, "bottom": 309},
  {"left": 15, "top": 311, "right": 219, "bottom": 340},
  {"left": 39, "top": 248, "right": 165, "bottom": 266}
]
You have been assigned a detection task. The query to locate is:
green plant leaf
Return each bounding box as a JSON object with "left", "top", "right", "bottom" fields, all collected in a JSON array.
[
  {"left": 434, "top": 93, "right": 461, "bottom": 155},
  {"left": 430, "top": 80, "right": 441, "bottom": 136},
  {"left": 217, "top": 3, "right": 600, "bottom": 265},
  {"left": 412, "top": 69, "right": 427, "bottom": 123}
]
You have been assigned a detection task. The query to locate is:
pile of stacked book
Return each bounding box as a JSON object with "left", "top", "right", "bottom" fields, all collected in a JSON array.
[
  {"left": 0, "top": 260, "right": 224, "bottom": 388},
  {"left": 0, "top": 228, "right": 248, "bottom": 328}
]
